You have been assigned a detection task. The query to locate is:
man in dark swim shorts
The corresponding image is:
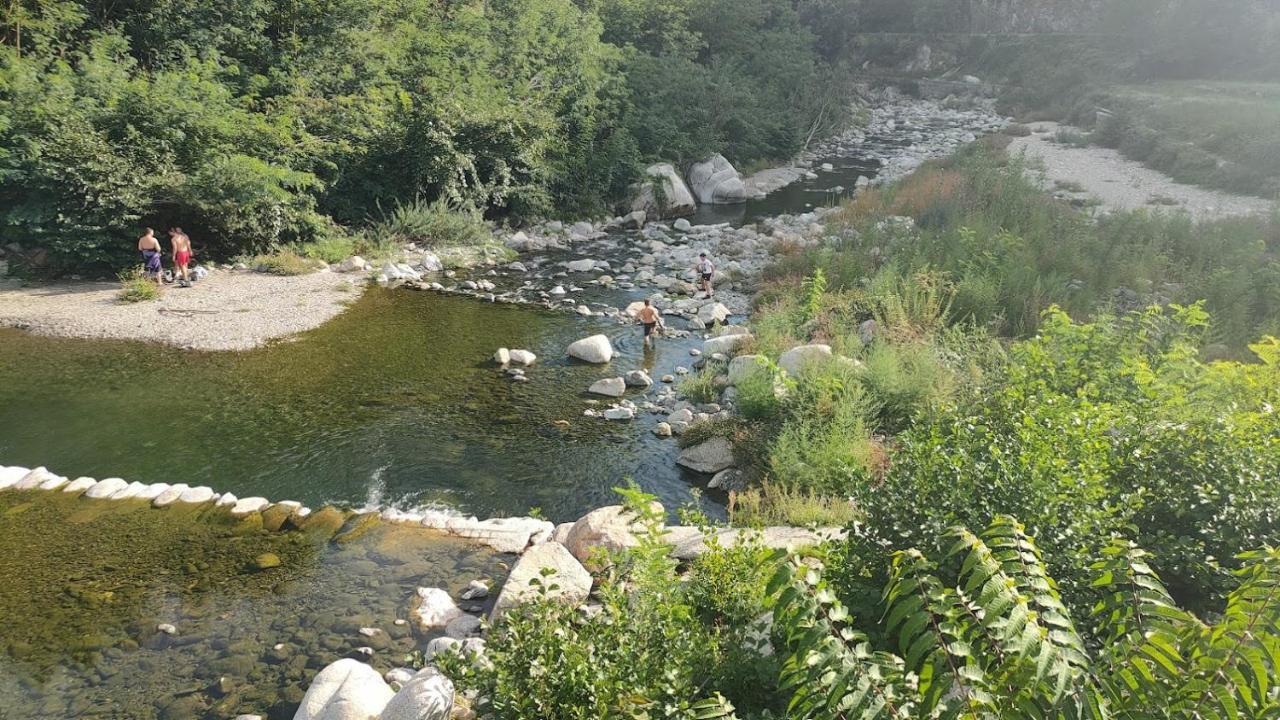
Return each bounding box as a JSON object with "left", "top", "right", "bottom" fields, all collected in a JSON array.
[
  {"left": 137, "top": 228, "right": 163, "bottom": 283},
  {"left": 637, "top": 299, "right": 663, "bottom": 349}
]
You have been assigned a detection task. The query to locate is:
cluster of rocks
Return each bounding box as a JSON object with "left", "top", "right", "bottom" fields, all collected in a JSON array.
[{"left": 293, "top": 500, "right": 843, "bottom": 720}]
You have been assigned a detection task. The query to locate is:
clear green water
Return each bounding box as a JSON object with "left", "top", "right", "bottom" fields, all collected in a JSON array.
[
  {"left": 0, "top": 489, "right": 505, "bottom": 719},
  {"left": 0, "top": 287, "right": 714, "bottom": 522}
]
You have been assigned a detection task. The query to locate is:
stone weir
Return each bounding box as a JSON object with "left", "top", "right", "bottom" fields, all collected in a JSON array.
[{"left": 0, "top": 463, "right": 843, "bottom": 720}]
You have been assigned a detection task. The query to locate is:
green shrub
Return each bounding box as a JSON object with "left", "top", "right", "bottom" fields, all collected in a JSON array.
[
  {"left": 768, "top": 403, "right": 876, "bottom": 496},
  {"left": 730, "top": 483, "right": 860, "bottom": 528},
  {"left": 369, "top": 197, "right": 491, "bottom": 249},
  {"left": 115, "top": 268, "right": 160, "bottom": 303},
  {"left": 678, "top": 366, "right": 723, "bottom": 405},
  {"left": 436, "top": 488, "right": 744, "bottom": 719},
  {"left": 858, "top": 341, "right": 952, "bottom": 433},
  {"left": 846, "top": 307, "right": 1280, "bottom": 614},
  {"left": 1054, "top": 127, "right": 1090, "bottom": 146},
  {"left": 733, "top": 362, "right": 786, "bottom": 423},
  {"left": 246, "top": 250, "right": 316, "bottom": 276},
  {"left": 298, "top": 235, "right": 357, "bottom": 265}
]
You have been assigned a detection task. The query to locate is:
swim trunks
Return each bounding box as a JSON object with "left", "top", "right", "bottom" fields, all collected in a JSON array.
[
  {"left": 643, "top": 322, "right": 657, "bottom": 336},
  {"left": 142, "top": 250, "right": 161, "bottom": 273},
  {"left": 701, "top": 273, "right": 712, "bottom": 281},
  {"left": 175, "top": 250, "right": 191, "bottom": 266}
]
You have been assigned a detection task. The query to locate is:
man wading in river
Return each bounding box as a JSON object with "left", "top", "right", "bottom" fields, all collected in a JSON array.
[
  {"left": 696, "top": 252, "right": 715, "bottom": 299},
  {"left": 637, "top": 299, "right": 664, "bottom": 349},
  {"left": 137, "top": 228, "right": 163, "bottom": 284}
]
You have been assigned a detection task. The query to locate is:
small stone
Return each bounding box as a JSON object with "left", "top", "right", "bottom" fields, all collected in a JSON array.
[
  {"left": 157, "top": 623, "right": 178, "bottom": 636},
  {"left": 588, "top": 377, "right": 626, "bottom": 397},
  {"left": 459, "top": 580, "right": 489, "bottom": 601},
  {"left": 653, "top": 422, "right": 673, "bottom": 438},
  {"left": 253, "top": 553, "right": 282, "bottom": 571}
]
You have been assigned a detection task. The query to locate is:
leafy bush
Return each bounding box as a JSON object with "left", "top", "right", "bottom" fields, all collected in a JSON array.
[
  {"left": 115, "top": 268, "right": 159, "bottom": 303},
  {"left": 437, "top": 489, "right": 752, "bottom": 719},
  {"left": 846, "top": 306, "right": 1280, "bottom": 613},
  {"left": 369, "top": 198, "right": 491, "bottom": 249},
  {"left": 298, "top": 236, "right": 357, "bottom": 265},
  {"left": 678, "top": 366, "right": 724, "bottom": 405},
  {"left": 246, "top": 250, "right": 316, "bottom": 276},
  {"left": 770, "top": 516, "right": 1280, "bottom": 720}
]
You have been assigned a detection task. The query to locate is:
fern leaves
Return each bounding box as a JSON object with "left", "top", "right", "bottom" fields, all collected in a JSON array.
[{"left": 769, "top": 520, "right": 1280, "bottom": 720}]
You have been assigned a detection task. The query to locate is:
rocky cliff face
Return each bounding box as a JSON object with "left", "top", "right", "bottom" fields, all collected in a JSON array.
[{"left": 967, "top": 0, "right": 1105, "bottom": 33}]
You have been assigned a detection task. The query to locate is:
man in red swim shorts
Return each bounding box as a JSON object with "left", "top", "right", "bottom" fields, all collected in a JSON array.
[{"left": 170, "top": 227, "right": 192, "bottom": 287}]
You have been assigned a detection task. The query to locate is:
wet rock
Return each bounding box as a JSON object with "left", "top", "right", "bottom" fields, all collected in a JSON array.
[
  {"left": 653, "top": 422, "right": 673, "bottom": 438},
  {"left": 604, "top": 406, "right": 635, "bottom": 421},
  {"left": 459, "top": 580, "right": 489, "bottom": 601},
  {"left": 157, "top": 623, "right": 178, "bottom": 636},
  {"left": 588, "top": 377, "right": 626, "bottom": 398},
  {"left": 410, "top": 588, "right": 464, "bottom": 631},
  {"left": 253, "top": 553, "right": 282, "bottom": 571},
  {"left": 567, "top": 334, "right": 614, "bottom": 363},
  {"left": 677, "top": 437, "right": 735, "bottom": 475},
  {"left": 491, "top": 542, "right": 592, "bottom": 621},
  {"left": 708, "top": 468, "right": 747, "bottom": 492},
  {"left": 624, "top": 370, "right": 652, "bottom": 388},
  {"left": 493, "top": 348, "right": 511, "bottom": 366},
  {"left": 294, "top": 659, "right": 394, "bottom": 720},
  {"left": 508, "top": 349, "right": 536, "bottom": 366},
  {"left": 382, "top": 667, "right": 454, "bottom": 720},
  {"left": 160, "top": 694, "right": 206, "bottom": 720},
  {"left": 445, "top": 614, "right": 482, "bottom": 639},
  {"left": 333, "top": 513, "right": 380, "bottom": 544},
  {"left": 261, "top": 503, "right": 298, "bottom": 532},
  {"left": 231, "top": 497, "right": 271, "bottom": 517}
]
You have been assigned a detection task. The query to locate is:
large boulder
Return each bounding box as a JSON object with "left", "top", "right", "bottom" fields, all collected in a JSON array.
[
  {"left": 631, "top": 163, "right": 697, "bottom": 219},
  {"left": 778, "top": 344, "right": 834, "bottom": 377},
  {"left": 696, "top": 302, "right": 731, "bottom": 326},
  {"left": 0, "top": 466, "right": 30, "bottom": 491},
  {"left": 380, "top": 667, "right": 454, "bottom": 720},
  {"left": 84, "top": 477, "right": 129, "bottom": 499},
  {"left": 567, "top": 335, "right": 614, "bottom": 364},
  {"left": 490, "top": 542, "right": 592, "bottom": 622},
  {"left": 562, "top": 504, "right": 659, "bottom": 565},
  {"left": 677, "top": 437, "right": 735, "bottom": 475},
  {"left": 687, "top": 154, "right": 748, "bottom": 205},
  {"left": 293, "top": 659, "right": 394, "bottom": 720}
]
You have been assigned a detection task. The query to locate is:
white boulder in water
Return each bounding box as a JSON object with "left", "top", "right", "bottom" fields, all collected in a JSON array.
[
  {"left": 177, "top": 486, "right": 217, "bottom": 504},
  {"left": 508, "top": 349, "right": 536, "bottom": 366},
  {"left": 677, "top": 437, "right": 735, "bottom": 475},
  {"left": 410, "top": 587, "right": 464, "bottom": 631},
  {"left": 567, "top": 335, "right": 614, "bottom": 364},
  {"left": 494, "top": 348, "right": 511, "bottom": 366},
  {"left": 0, "top": 466, "right": 30, "bottom": 491},
  {"left": 152, "top": 484, "right": 190, "bottom": 507},
  {"left": 62, "top": 477, "right": 98, "bottom": 495},
  {"left": 381, "top": 667, "right": 454, "bottom": 720},
  {"left": 588, "top": 377, "right": 626, "bottom": 398},
  {"left": 687, "top": 154, "right": 748, "bottom": 205},
  {"left": 293, "top": 658, "right": 394, "bottom": 720}
]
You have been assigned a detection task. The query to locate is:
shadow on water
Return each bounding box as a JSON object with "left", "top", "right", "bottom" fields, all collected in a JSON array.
[
  {"left": 0, "top": 288, "right": 721, "bottom": 522},
  {"left": 0, "top": 489, "right": 506, "bottom": 719}
]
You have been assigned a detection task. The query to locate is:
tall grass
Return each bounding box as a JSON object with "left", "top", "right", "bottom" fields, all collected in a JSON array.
[{"left": 116, "top": 268, "right": 160, "bottom": 303}]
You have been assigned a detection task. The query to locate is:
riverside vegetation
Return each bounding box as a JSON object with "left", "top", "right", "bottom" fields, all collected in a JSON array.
[
  {"left": 0, "top": 0, "right": 856, "bottom": 275},
  {"left": 425, "top": 139, "right": 1280, "bottom": 718}
]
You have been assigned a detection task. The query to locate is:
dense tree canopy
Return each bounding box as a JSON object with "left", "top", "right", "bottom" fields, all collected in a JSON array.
[{"left": 0, "top": 0, "right": 842, "bottom": 272}]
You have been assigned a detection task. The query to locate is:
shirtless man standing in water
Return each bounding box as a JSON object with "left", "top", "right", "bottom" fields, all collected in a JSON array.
[
  {"left": 137, "top": 228, "right": 163, "bottom": 283},
  {"left": 637, "top": 299, "right": 664, "bottom": 349},
  {"left": 170, "top": 227, "right": 192, "bottom": 286}
]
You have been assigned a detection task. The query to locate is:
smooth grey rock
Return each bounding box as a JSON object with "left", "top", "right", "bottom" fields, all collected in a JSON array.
[
  {"left": 381, "top": 667, "right": 454, "bottom": 720},
  {"left": 677, "top": 437, "right": 735, "bottom": 475},
  {"left": 567, "top": 335, "right": 614, "bottom": 364},
  {"left": 490, "top": 542, "right": 592, "bottom": 621},
  {"left": 688, "top": 154, "right": 748, "bottom": 205},
  {"left": 778, "top": 344, "right": 833, "bottom": 377},
  {"left": 84, "top": 477, "right": 129, "bottom": 499},
  {"left": 623, "top": 370, "right": 652, "bottom": 388},
  {"left": 632, "top": 163, "right": 697, "bottom": 219},
  {"left": 293, "top": 658, "right": 394, "bottom": 720}
]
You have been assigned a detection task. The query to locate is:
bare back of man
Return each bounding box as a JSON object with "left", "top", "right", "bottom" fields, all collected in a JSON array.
[
  {"left": 137, "top": 229, "right": 163, "bottom": 283},
  {"left": 171, "top": 229, "right": 193, "bottom": 283}
]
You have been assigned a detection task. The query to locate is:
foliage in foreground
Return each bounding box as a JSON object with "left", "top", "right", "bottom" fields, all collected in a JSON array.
[
  {"left": 849, "top": 305, "right": 1280, "bottom": 616},
  {"left": 115, "top": 268, "right": 159, "bottom": 303},
  {"left": 770, "top": 516, "right": 1280, "bottom": 720},
  {"left": 438, "top": 490, "right": 780, "bottom": 719}
]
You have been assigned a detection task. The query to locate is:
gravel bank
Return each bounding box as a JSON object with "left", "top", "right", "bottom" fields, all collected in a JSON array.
[
  {"left": 0, "top": 269, "right": 362, "bottom": 351},
  {"left": 1009, "top": 122, "right": 1275, "bottom": 221}
]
